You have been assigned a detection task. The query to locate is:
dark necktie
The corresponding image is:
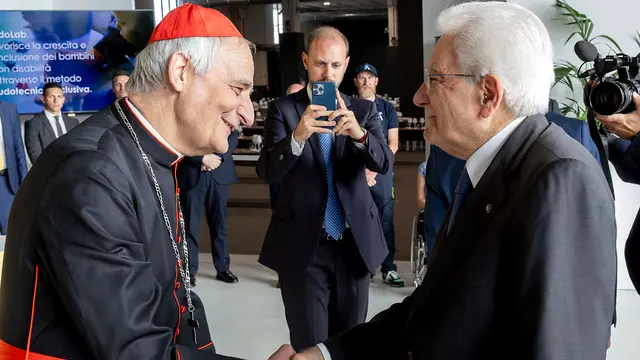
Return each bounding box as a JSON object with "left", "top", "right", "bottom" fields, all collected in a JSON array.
[
  {"left": 54, "top": 115, "right": 64, "bottom": 138},
  {"left": 447, "top": 168, "right": 473, "bottom": 234},
  {"left": 319, "top": 133, "right": 345, "bottom": 240}
]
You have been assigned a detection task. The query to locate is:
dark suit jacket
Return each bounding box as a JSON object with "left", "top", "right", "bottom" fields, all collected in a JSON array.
[
  {"left": 256, "top": 89, "right": 392, "bottom": 276},
  {"left": 324, "top": 115, "right": 617, "bottom": 360},
  {"left": 24, "top": 111, "right": 79, "bottom": 163},
  {"left": 0, "top": 101, "right": 27, "bottom": 194},
  {"left": 423, "top": 112, "right": 601, "bottom": 251},
  {"left": 177, "top": 131, "right": 239, "bottom": 190}
]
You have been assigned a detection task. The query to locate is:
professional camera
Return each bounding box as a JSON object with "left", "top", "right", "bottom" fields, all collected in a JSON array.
[{"left": 575, "top": 40, "right": 640, "bottom": 115}]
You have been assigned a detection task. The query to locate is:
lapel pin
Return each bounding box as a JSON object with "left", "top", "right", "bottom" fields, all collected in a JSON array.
[{"left": 485, "top": 204, "right": 493, "bottom": 214}]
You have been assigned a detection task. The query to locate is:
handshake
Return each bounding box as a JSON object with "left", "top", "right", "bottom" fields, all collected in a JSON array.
[{"left": 268, "top": 345, "right": 324, "bottom": 360}]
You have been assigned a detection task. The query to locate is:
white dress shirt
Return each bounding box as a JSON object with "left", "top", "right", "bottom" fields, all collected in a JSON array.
[
  {"left": 0, "top": 113, "right": 6, "bottom": 170},
  {"left": 315, "top": 116, "right": 526, "bottom": 360},
  {"left": 44, "top": 109, "right": 67, "bottom": 138},
  {"left": 465, "top": 116, "right": 525, "bottom": 187}
]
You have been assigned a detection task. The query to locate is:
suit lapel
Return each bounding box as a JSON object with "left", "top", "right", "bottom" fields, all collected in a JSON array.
[
  {"left": 407, "top": 115, "right": 552, "bottom": 325},
  {"left": 293, "top": 92, "right": 326, "bottom": 174},
  {"left": 63, "top": 116, "right": 75, "bottom": 131},
  {"left": 40, "top": 112, "right": 56, "bottom": 139}
]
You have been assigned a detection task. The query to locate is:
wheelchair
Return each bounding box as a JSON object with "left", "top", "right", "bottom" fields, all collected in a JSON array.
[{"left": 410, "top": 209, "right": 428, "bottom": 287}]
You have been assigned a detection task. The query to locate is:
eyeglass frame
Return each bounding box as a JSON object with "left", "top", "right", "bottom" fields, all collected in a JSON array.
[{"left": 423, "top": 72, "right": 477, "bottom": 91}]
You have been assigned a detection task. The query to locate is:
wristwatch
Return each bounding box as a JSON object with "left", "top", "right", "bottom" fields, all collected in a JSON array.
[{"left": 355, "top": 128, "right": 368, "bottom": 144}]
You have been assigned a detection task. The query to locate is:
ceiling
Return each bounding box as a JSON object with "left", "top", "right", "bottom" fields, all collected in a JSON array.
[
  {"left": 196, "top": 0, "right": 389, "bottom": 21},
  {"left": 299, "top": 0, "right": 388, "bottom": 13}
]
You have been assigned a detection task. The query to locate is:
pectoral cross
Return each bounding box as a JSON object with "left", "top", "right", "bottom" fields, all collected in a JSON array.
[{"left": 188, "top": 311, "right": 199, "bottom": 344}]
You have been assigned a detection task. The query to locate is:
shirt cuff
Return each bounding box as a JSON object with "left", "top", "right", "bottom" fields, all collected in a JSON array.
[
  {"left": 317, "top": 343, "right": 332, "bottom": 360},
  {"left": 290, "top": 133, "right": 305, "bottom": 156}
]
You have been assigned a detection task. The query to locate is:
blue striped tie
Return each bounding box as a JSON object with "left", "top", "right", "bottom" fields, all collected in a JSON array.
[
  {"left": 319, "top": 133, "right": 346, "bottom": 240},
  {"left": 447, "top": 168, "right": 472, "bottom": 234}
]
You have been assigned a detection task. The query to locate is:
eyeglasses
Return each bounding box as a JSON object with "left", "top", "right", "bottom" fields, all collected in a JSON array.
[{"left": 424, "top": 72, "right": 475, "bottom": 91}]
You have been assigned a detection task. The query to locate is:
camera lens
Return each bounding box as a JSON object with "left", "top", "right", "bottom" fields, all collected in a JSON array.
[{"left": 590, "top": 80, "right": 639, "bottom": 115}]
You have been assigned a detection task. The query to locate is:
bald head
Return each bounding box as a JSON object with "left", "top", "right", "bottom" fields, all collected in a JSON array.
[{"left": 287, "top": 83, "right": 305, "bottom": 95}]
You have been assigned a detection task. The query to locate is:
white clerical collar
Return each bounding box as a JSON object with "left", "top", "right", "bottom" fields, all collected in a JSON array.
[
  {"left": 125, "top": 98, "right": 183, "bottom": 158},
  {"left": 466, "top": 116, "right": 526, "bottom": 187}
]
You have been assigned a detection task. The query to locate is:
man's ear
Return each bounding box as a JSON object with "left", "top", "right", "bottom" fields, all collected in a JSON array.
[
  {"left": 302, "top": 51, "right": 309, "bottom": 71},
  {"left": 478, "top": 74, "right": 504, "bottom": 119},
  {"left": 166, "top": 52, "right": 190, "bottom": 92}
]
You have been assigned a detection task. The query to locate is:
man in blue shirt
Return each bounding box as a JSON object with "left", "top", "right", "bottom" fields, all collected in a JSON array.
[{"left": 354, "top": 63, "right": 403, "bottom": 286}]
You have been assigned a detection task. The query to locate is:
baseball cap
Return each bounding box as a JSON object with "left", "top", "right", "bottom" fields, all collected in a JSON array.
[{"left": 355, "top": 63, "right": 378, "bottom": 77}]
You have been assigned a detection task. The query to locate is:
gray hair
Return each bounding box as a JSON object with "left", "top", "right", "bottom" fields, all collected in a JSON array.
[
  {"left": 127, "top": 37, "right": 255, "bottom": 93},
  {"left": 306, "top": 26, "right": 350, "bottom": 56},
  {"left": 437, "top": 2, "right": 554, "bottom": 117}
]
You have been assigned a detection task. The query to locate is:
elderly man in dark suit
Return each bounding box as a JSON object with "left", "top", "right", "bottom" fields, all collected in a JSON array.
[
  {"left": 287, "top": 3, "right": 616, "bottom": 360},
  {"left": 257, "top": 26, "right": 392, "bottom": 352},
  {"left": 422, "top": 109, "right": 602, "bottom": 265},
  {"left": 0, "top": 101, "right": 28, "bottom": 235},
  {"left": 24, "top": 82, "right": 79, "bottom": 164}
]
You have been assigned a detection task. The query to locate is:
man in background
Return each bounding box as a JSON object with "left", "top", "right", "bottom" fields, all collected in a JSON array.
[
  {"left": 0, "top": 100, "right": 27, "bottom": 235},
  {"left": 112, "top": 70, "right": 130, "bottom": 100},
  {"left": 257, "top": 26, "right": 392, "bottom": 351},
  {"left": 354, "top": 63, "right": 402, "bottom": 287},
  {"left": 24, "top": 82, "right": 79, "bottom": 164},
  {"left": 177, "top": 99, "right": 252, "bottom": 285}
]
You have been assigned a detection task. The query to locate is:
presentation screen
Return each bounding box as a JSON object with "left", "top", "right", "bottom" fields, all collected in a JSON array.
[{"left": 0, "top": 10, "right": 154, "bottom": 114}]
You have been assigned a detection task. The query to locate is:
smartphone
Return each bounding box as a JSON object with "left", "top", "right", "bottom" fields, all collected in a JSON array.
[{"left": 311, "top": 81, "right": 337, "bottom": 124}]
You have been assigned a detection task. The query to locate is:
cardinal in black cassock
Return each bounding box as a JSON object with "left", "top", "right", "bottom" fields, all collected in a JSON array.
[{"left": 0, "top": 4, "right": 260, "bottom": 359}]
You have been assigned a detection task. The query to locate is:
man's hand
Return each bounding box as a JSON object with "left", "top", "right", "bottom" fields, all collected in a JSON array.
[
  {"left": 596, "top": 93, "right": 640, "bottom": 140},
  {"left": 268, "top": 344, "right": 297, "bottom": 360},
  {"left": 291, "top": 346, "right": 325, "bottom": 360},
  {"left": 366, "top": 169, "right": 377, "bottom": 187},
  {"left": 293, "top": 105, "right": 335, "bottom": 143},
  {"left": 331, "top": 89, "right": 365, "bottom": 140},
  {"left": 201, "top": 154, "right": 222, "bottom": 171}
]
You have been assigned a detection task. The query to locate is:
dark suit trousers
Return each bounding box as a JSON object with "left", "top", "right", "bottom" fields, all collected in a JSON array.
[
  {"left": 279, "top": 230, "right": 370, "bottom": 351},
  {"left": 370, "top": 179, "right": 396, "bottom": 273},
  {"left": 0, "top": 173, "right": 14, "bottom": 235},
  {"left": 181, "top": 173, "right": 231, "bottom": 274}
]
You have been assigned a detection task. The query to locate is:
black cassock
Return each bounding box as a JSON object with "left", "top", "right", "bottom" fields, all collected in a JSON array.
[{"left": 0, "top": 99, "right": 240, "bottom": 360}]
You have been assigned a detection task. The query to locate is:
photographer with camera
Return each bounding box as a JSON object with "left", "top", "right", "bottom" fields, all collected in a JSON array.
[
  {"left": 577, "top": 40, "right": 640, "bottom": 295},
  {"left": 596, "top": 93, "right": 640, "bottom": 295}
]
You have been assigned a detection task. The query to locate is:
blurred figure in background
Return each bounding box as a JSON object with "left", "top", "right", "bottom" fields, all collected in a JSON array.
[
  {"left": 0, "top": 100, "right": 27, "bottom": 235},
  {"left": 354, "top": 63, "right": 402, "bottom": 287},
  {"left": 24, "top": 82, "right": 79, "bottom": 164}
]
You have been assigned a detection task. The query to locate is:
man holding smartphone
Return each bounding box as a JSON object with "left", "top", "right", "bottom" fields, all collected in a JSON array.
[{"left": 256, "top": 26, "right": 392, "bottom": 352}]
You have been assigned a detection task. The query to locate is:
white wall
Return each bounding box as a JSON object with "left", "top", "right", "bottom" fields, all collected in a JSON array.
[
  {"left": 509, "top": 0, "right": 640, "bottom": 291},
  {"left": 0, "top": 0, "right": 134, "bottom": 10}
]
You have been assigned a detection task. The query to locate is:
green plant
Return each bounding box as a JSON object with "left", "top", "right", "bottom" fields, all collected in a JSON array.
[{"left": 552, "top": 0, "right": 623, "bottom": 119}]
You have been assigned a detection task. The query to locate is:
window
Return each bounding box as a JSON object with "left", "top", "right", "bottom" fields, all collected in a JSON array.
[{"left": 272, "top": 3, "right": 283, "bottom": 44}]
